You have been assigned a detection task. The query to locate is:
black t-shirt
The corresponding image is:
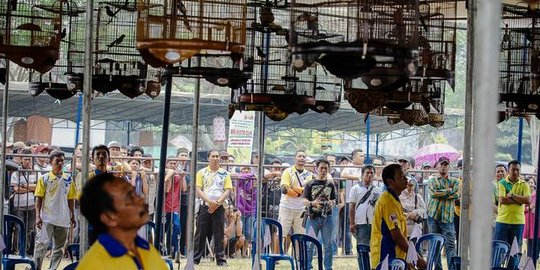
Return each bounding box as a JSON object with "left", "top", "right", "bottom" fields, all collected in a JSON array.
[{"left": 303, "top": 179, "right": 336, "bottom": 218}]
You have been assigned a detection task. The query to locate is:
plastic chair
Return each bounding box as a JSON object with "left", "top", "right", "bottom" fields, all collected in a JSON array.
[
  {"left": 66, "top": 243, "right": 80, "bottom": 262},
  {"left": 63, "top": 262, "right": 78, "bottom": 270},
  {"left": 145, "top": 220, "right": 173, "bottom": 270},
  {"left": 507, "top": 252, "right": 521, "bottom": 270},
  {"left": 3, "top": 214, "right": 35, "bottom": 270},
  {"left": 357, "top": 244, "right": 370, "bottom": 270},
  {"left": 450, "top": 256, "right": 461, "bottom": 270},
  {"left": 415, "top": 233, "right": 445, "bottom": 270},
  {"left": 290, "top": 234, "right": 322, "bottom": 270},
  {"left": 375, "top": 258, "right": 408, "bottom": 270},
  {"left": 251, "top": 218, "right": 295, "bottom": 270},
  {"left": 491, "top": 240, "right": 510, "bottom": 268}
]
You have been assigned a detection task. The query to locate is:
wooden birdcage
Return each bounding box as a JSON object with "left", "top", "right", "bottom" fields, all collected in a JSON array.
[
  {"left": 0, "top": 0, "right": 65, "bottom": 73},
  {"left": 136, "top": 0, "right": 247, "bottom": 67},
  {"left": 499, "top": 4, "right": 540, "bottom": 119}
]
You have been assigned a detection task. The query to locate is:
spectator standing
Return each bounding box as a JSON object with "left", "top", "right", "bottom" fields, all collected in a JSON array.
[
  {"left": 140, "top": 154, "right": 156, "bottom": 220},
  {"left": 176, "top": 148, "right": 190, "bottom": 256},
  {"left": 236, "top": 167, "right": 256, "bottom": 256},
  {"left": 399, "top": 179, "right": 427, "bottom": 238},
  {"left": 493, "top": 164, "right": 508, "bottom": 215},
  {"left": 262, "top": 159, "right": 283, "bottom": 220},
  {"left": 427, "top": 157, "right": 460, "bottom": 270},
  {"left": 223, "top": 207, "right": 244, "bottom": 258},
  {"left": 348, "top": 165, "right": 381, "bottom": 245},
  {"left": 34, "top": 151, "right": 76, "bottom": 270},
  {"left": 495, "top": 160, "right": 531, "bottom": 248},
  {"left": 193, "top": 150, "right": 232, "bottom": 266},
  {"left": 340, "top": 149, "right": 365, "bottom": 255},
  {"left": 524, "top": 180, "right": 539, "bottom": 258},
  {"left": 33, "top": 145, "right": 51, "bottom": 176},
  {"left": 324, "top": 153, "right": 341, "bottom": 256},
  {"left": 303, "top": 159, "right": 336, "bottom": 270},
  {"left": 164, "top": 158, "right": 186, "bottom": 260}
]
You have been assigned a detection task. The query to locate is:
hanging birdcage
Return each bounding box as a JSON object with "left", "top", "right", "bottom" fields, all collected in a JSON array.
[
  {"left": 136, "top": 0, "right": 247, "bottom": 67},
  {"left": 0, "top": 0, "right": 65, "bottom": 73},
  {"left": 499, "top": 4, "right": 540, "bottom": 120}
]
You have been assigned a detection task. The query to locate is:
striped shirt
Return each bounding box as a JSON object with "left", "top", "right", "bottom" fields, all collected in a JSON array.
[{"left": 427, "top": 175, "right": 460, "bottom": 223}]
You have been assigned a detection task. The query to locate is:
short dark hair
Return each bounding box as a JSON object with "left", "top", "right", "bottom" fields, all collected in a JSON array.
[
  {"left": 382, "top": 164, "right": 402, "bottom": 186},
  {"left": 295, "top": 150, "right": 306, "bottom": 156},
  {"left": 49, "top": 150, "right": 65, "bottom": 162},
  {"left": 508, "top": 160, "right": 521, "bottom": 168},
  {"left": 92, "top": 144, "right": 110, "bottom": 159},
  {"left": 362, "top": 164, "right": 375, "bottom": 174},
  {"left": 495, "top": 164, "right": 507, "bottom": 171},
  {"left": 25, "top": 139, "right": 39, "bottom": 146},
  {"left": 80, "top": 173, "right": 117, "bottom": 234},
  {"left": 323, "top": 153, "right": 336, "bottom": 160},
  {"left": 315, "top": 159, "right": 330, "bottom": 168},
  {"left": 351, "top": 149, "right": 363, "bottom": 158},
  {"left": 129, "top": 146, "right": 144, "bottom": 157},
  {"left": 19, "top": 148, "right": 32, "bottom": 155},
  {"left": 208, "top": 149, "right": 219, "bottom": 158},
  {"left": 270, "top": 158, "right": 282, "bottom": 165}
]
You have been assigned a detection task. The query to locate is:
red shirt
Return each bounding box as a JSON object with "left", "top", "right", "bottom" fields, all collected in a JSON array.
[{"left": 165, "top": 175, "right": 182, "bottom": 212}]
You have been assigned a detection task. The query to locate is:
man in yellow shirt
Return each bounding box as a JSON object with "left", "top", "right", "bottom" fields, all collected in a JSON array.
[
  {"left": 194, "top": 150, "right": 233, "bottom": 266},
  {"left": 370, "top": 164, "right": 426, "bottom": 269},
  {"left": 77, "top": 173, "right": 168, "bottom": 270},
  {"left": 495, "top": 160, "right": 531, "bottom": 248}
]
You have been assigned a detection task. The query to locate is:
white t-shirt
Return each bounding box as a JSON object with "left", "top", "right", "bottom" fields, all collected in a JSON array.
[
  {"left": 347, "top": 182, "right": 382, "bottom": 225},
  {"left": 341, "top": 167, "right": 362, "bottom": 198},
  {"left": 35, "top": 172, "right": 77, "bottom": 228},
  {"left": 10, "top": 171, "right": 37, "bottom": 209}
]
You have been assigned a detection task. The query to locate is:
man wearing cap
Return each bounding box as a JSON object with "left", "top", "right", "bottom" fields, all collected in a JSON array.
[
  {"left": 33, "top": 145, "right": 51, "bottom": 175},
  {"left": 426, "top": 157, "right": 460, "bottom": 270},
  {"left": 176, "top": 148, "right": 190, "bottom": 256},
  {"left": 194, "top": 150, "right": 232, "bottom": 266},
  {"left": 107, "top": 141, "right": 131, "bottom": 177},
  {"left": 495, "top": 160, "right": 530, "bottom": 249},
  {"left": 398, "top": 158, "right": 419, "bottom": 193},
  {"left": 340, "top": 149, "right": 365, "bottom": 255}
]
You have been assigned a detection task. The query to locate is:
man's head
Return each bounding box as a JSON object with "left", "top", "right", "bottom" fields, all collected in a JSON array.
[
  {"left": 107, "top": 141, "right": 121, "bottom": 157},
  {"left": 382, "top": 164, "right": 407, "bottom": 193},
  {"left": 324, "top": 154, "right": 337, "bottom": 165},
  {"left": 80, "top": 173, "right": 148, "bottom": 235},
  {"left": 141, "top": 154, "right": 153, "bottom": 169},
  {"left": 294, "top": 150, "right": 307, "bottom": 168},
  {"left": 19, "top": 148, "right": 32, "bottom": 169},
  {"left": 176, "top": 147, "right": 189, "bottom": 157},
  {"left": 421, "top": 162, "right": 432, "bottom": 170},
  {"left": 26, "top": 139, "right": 40, "bottom": 152},
  {"left": 271, "top": 158, "right": 282, "bottom": 171},
  {"left": 397, "top": 158, "right": 410, "bottom": 172},
  {"left": 35, "top": 145, "right": 51, "bottom": 165},
  {"left": 495, "top": 164, "right": 507, "bottom": 180},
  {"left": 49, "top": 150, "right": 65, "bottom": 172},
  {"left": 219, "top": 150, "right": 229, "bottom": 163},
  {"left": 437, "top": 156, "right": 450, "bottom": 175},
  {"left": 166, "top": 156, "right": 177, "bottom": 169},
  {"left": 351, "top": 149, "right": 365, "bottom": 165},
  {"left": 508, "top": 160, "right": 521, "bottom": 180},
  {"left": 130, "top": 146, "right": 144, "bottom": 158},
  {"left": 92, "top": 145, "right": 110, "bottom": 168},
  {"left": 315, "top": 159, "right": 330, "bottom": 179},
  {"left": 339, "top": 156, "right": 351, "bottom": 165},
  {"left": 362, "top": 164, "right": 375, "bottom": 185},
  {"left": 251, "top": 153, "right": 260, "bottom": 165},
  {"left": 208, "top": 149, "right": 220, "bottom": 167}
]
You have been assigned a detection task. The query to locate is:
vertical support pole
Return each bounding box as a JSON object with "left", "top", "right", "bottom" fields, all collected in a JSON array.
[
  {"left": 154, "top": 69, "right": 173, "bottom": 249},
  {"left": 0, "top": 61, "right": 10, "bottom": 270},
  {"left": 254, "top": 112, "right": 265, "bottom": 270},
  {"left": 74, "top": 94, "right": 82, "bottom": 146},
  {"left": 469, "top": 1, "right": 501, "bottom": 270},
  {"left": 375, "top": 133, "right": 379, "bottom": 157},
  {"left": 533, "top": 137, "right": 540, "bottom": 264},
  {"left": 79, "top": 0, "right": 94, "bottom": 256},
  {"left": 127, "top": 121, "right": 131, "bottom": 146},
  {"left": 366, "top": 115, "right": 370, "bottom": 164},
  {"left": 517, "top": 117, "right": 524, "bottom": 162}
]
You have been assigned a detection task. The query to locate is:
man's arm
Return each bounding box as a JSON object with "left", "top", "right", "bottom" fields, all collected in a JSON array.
[
  {"left": 341, "top": 168, "right": 360, "bottom": 181},
  {"left": 428, "top": 178, "right": 453, "bottom": 198},
  {"left": 390, "top": 228, "right": 409, "bottom": 252},
  {"left": 349, "top": 202, "right": 356, "bottom": 234},
  {"left": 35, "top": 196, "right": 43, "bottom": 229},
  {"left": 68, "top": 199, "right": 76, "bottom": 227}
]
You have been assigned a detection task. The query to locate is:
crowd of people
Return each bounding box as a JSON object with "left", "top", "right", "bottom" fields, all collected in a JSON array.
[{"left": 2, "top": 139, "right": 539, "bottom": 269}]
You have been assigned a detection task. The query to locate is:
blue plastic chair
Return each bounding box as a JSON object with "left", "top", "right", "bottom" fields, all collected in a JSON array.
[
  {"left": 450, "top": 256, "right": 461, "bottom": 270},
  {"left": 290, "top": 234, "right": 323, "bottom": 270},
  {"left": 251, "top": 218, "right": 295, "bottom": 270},
  {"left": 3, "top": 214, "right": 35, "bottom": 270},
  {"left": 415, "top": 233, "right": 445, "bottom": 270},
  {"left": 375, "top": 258, "right": 408, "bottom": 270},
  {"left": 491, "top": 240, "right": 510, "bottom": 268},
  {"left": 357, "top": 244, "right": 370, "bottom": 270},
  {"left": 145, "top": 220, "right": 173, "bottom": 270},
  {"left": 507, "top": 252, "right": 522, "bottom": 270},
  {"left": 63, "top": 262, "right": 78, "bottom": 270},
  {"left": 66, "top": 243, "right": 80, "bottom": 262}
]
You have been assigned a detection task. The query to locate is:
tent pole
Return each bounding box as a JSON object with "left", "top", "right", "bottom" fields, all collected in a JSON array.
[
  {"left": 470, "top": 0, "right": 501, "bottom": 270},
  {"left": 255, "top": 112, "right": 265, "bottom": 269},
  {"left": 0, "top": 60, "right": 10, "bottom": 270},
  {"left": 366, "top": 115, "right": 370, "bottom": 163},
  {"left": 533, "top": 136, "right": 540, "bottom": 264},
  {"left": 517, "top": 117, "right": 523, "bottom": 162}
]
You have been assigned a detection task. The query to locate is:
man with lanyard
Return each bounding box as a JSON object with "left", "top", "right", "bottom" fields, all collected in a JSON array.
[
  {"left": 279, "top": 150, "right": 313, "bottom": 252},
  {"left": 34, "top": 150, "right": 77, "bottom": 270},
  {"left": 193, "top": 150, "right": 233, "bottom": 266},
  {"left": 370, "top": 164, "right": 426, "bottom": 269},
  {"left": 77, "top": 173, "right": 168, "bottom": 270},
  {"left": 348, "top": 165, "right": 381, "bottom": 249},
  {"left": 340, "top": 149, "right": 364, "bottom": 255},
  {"left": 494, "top": 160, "right": 531, "bottom": 248},
  {"left": 302, "top": 159, "right": 336, "bottom": 270},
  {"left": 426, "top": 157, "right": 460, "bottom": 270}
]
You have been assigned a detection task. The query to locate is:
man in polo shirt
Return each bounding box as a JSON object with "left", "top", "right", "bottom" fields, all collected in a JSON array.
[
  {"left": 279, "top": 150, "right": 313, "bottom": 252},
  {"left": 34, "top": 151, "right": 76, "bottom": 270},
  {"left": 426, "top": 156, "right": 460, "bottom": 270},
  {"left": 77, "top": 173, "right": 168, "bottom": 270},
  {"left": 193, "top": 150, "right": 233, "bottom": 266},
  {"left": 494, "top": 160, "right": 531, "bottom": 248},
  {"left": 370, "top": 164, "right": 426, "bottom": 269}
]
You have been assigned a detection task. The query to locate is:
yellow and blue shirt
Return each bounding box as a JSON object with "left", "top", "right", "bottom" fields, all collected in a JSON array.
[
  {"left": 497, "top": 177, "right": 531, "bottom": 225},
  {"left": 370, "top": 189, "right": 408, "bottom": 266},
  {"left": 76, "top": 234, "right": 168, "bottom": 270}
]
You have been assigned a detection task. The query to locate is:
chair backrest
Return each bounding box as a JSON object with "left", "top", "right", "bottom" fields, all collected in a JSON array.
[
  {"left": 415, "top": 233, "right": 445, "bottom": 270},
  {"left": 357, "top": 244, "right": 370, "bottom": 270},
  {"left": 3, "top": 214, "right": 26, "bottom": 257},
  {"left": 375, "top": 258, "right": 408, "bottom": 270},
  {"left": 507, "top": 252, "right": 522, "bottom": 270},
  {"left": 491, "top": 240, "right": 510, "bottom": 268},
  {"left": 252, "top": 218, "right": 285, "bottom": 255},
  {"left": 63, "top": 261, "right": 78, "bottom": 270},
  {"left": 291, "top": 233, "right": 323, "bottom": 270},
  {"left": 67, "top": 243, "right": 80, "bottom": 262},
  {"left": 450, "top": 256, "right": 461, "bottom": 270}
]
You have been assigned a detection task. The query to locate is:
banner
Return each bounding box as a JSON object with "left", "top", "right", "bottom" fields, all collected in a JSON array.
[{"left": 227, "top": 111, "right": 255, "bottom": 164}]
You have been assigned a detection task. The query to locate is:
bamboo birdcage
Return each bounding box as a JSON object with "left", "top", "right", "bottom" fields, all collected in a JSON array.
[
  {"left": 136, "top": 0, "right": 248, "bottom": 67},
  {"left": 499, "top": 4, "right": 540, "bottom": 120},
  {"left": 0, "top": 0, "right": 65, "bottom": 73}
]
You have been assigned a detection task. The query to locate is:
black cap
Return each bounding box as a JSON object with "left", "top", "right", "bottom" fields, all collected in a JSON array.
[
  {"left": 397, "top": 158, "right": 410, "bottom": 163},
  {"left": 437, "top": 156, "right": 450, "bottom": 165}
]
